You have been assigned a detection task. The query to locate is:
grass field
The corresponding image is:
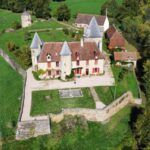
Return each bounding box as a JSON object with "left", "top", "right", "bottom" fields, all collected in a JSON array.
[
  {"left": 0, "top": 9, "right": 21, "bottom": 32},
  {"left": 95, "top": 66, "right": 139, "bottom": 105},
  {"left": 50, "top": 0, "right": 123, "bottom": 18},
  {"left": 0, "top": 9, "right": 74, "bottom": 69},
  {"left": 31, "top": 88, "right": 95, "bottom": 115},
  {"left": 0, "top": 56, "right": 23, "bottom": 138},
  {"left": 2, "top": 107, "right": 132, "bottom": 150}
]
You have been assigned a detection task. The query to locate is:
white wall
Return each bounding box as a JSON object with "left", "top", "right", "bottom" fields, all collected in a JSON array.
[
  {"left": 72, "top": 59, "right": 104, "bottom": 75},
  {"left": 84, "top": 37, "right": 103, "bottom": 52},
  {"left": 21, "top": 15, "right": 32, "bottom": 28},
  {"left": 103, "top": 17, "right": 109, "bottom": 32},
  {"left": 60, "top": 56, "right": 72, "bottom": 80}
]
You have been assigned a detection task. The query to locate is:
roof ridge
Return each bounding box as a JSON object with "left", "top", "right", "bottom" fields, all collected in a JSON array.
[{"left": 78, "top": 13, "right": 106, "bottom": 17}]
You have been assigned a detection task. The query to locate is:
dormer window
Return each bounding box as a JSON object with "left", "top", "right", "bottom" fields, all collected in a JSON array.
[
  {"left": 47, "top": 53, "right": 51, "bottom": 62},
  {"left": 75, "top": 52, "right": 79, "bottom": 60},
  {"left": 94, "top": 51, "right": 98, "bottom": 59}
]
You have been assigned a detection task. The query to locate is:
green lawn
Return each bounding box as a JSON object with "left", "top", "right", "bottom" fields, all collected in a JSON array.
[
  {"left": 50, "top": 0, "right": 123, "bottom": 18},
  {"left": 31, "top": 88, "right": 95, "bottom": 115},
  {"left": 2, "top": 107, "right": 133, "bottom": 150},
  {"left": 0, "top": 9, "right": 21, "bottom": 32},
  {"left": 0, "top": 9, "right": 74, "bottom": 68},
  {"left": 95, "top": 66, "right": 140, "bottom": 105},
  {"left": 0, "top": 56, "right": 23, "bottom": 138}
]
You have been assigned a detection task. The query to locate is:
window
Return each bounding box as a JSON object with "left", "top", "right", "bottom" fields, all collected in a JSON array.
[
  {"left": 48, "top": 70, "right": 51, "bottom": 76},
  {"left": 86, "top": 60, "right": 89, "bottom": 65},
  {"left": 56, "top": 61, "right": 59, "bottom": 67},
  {"left": 47, "top": 53, "right": 51, "bottom": 62},
  {"left": 75, "top": 52, "right": 79, "bottom": 60},
  {"left": 76, "top": 60, "right": 80, "bottom": 66},
  {"left": 56, "top": 70, "right": 59, "bottom": 75},
  {"left": 76, "top": 68, "right": 81, "bottom": 74},
  {"left": 92, "top": 68, "right": 99, "bottom": 73}
]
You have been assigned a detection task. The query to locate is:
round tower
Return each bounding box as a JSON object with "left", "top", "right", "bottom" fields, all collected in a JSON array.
[{"left": 21, "top": 11, "right": 32, "bottom": 28}]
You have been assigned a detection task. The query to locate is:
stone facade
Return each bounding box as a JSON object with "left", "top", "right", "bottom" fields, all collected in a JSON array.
[
  {"left": 49, "top": 91, "right": 135, "bottom": 123},
  {"left": 21, "top": 11, "right": 32, "bottom": 28},
  {"left": 31, "top": 35, "right": 105, "bottom": 80}
]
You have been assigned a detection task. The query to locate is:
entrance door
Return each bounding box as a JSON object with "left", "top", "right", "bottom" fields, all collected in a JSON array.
[{"left": 86, "top": 69, "right": 89, "bottom": 75}]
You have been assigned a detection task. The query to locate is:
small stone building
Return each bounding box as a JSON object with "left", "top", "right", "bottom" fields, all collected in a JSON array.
[
  {"left": 114, "top": 52, "right": 137, "bottom": 68},
  {"left": 21, "top": 11, "right": 32, "bottom": 28},
  {"left": 75, "top": 13, "right": 109, "bottom": 32}
]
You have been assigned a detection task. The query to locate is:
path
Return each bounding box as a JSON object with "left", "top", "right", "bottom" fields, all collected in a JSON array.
[
  {"left": 21, "top": 67, "right": 114, "bottom": 121},
  {"left": 52, "top": 18, "right": 80, "bottom": 30},
  {"left": 90, "top": 87, "right": 106, "bottom": 109}
]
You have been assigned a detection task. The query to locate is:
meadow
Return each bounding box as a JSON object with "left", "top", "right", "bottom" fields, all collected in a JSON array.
[
  {"left": 0, "top": 56, "right": 23, "bottom": 138},
  {"left": 2, "top": 107, "right": 132, "bottom": 150},
  {"left": 50, "top": 0, "right": 123, "bottom": 18}
]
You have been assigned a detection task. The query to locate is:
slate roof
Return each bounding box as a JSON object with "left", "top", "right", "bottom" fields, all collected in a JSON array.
[
  {"left": 22, "top": 11, "right": 30, "bottom": 16},
  {"left": 30, "top": 33, "right": 42, "bottom": 49},
  {"left": 114, "top": 52, "right": 137, "bottom": 61},
  {"left": 84, "top": 17, "right": 102, "bottom": 38},
  {"left": 38, "top": 42, "right": 105, "bottom": 63},
  {"left": 75, "top": 13, "right": 106, "bottom": 26},
  {"left": 60, "top": 41, "right": 72, "bottom": 56}
]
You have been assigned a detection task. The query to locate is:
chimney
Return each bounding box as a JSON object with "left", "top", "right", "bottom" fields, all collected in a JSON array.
[
  {"left": 80, "top": 38, "right": 84, "bottom": 47},
  {"left": 106, "top": 8, "right": 108, "bottom": 17}
]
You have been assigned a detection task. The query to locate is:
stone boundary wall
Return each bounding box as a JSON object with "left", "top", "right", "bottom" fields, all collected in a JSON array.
[
  {"left": 0, "top": 49, "right": 26, "bottom": 78},
  {"left": 49, "top": 91, "right": 134, "bottom": 123},
  {"left": 102, "top": 91, "right": 134, "bottom": 121},
  {"left": 0, "top": 48, "right": 27, "bottom": 122}
]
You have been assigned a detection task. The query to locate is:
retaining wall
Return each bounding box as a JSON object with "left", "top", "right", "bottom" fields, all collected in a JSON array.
[{"left": 49, "top": 91, "right": 134, "bottom": 123}]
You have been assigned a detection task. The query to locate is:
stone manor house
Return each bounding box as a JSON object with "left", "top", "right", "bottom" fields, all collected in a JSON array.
[{"left": 31, "top": 15, "right": 109, "bottom": 80}]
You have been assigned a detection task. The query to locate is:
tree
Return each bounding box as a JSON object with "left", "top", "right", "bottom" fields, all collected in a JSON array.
[
  {"left": 133, "top": 60, "right": 150, "bottom": 149},
  {"left": 32, "top": 0, "right": 51, "bottom": 19},
  {"left": 56, "top": 4, "right": 70, "bottom": 21},
  {"left": 19, "top": 46, "right": 32, "bottom": 67}
]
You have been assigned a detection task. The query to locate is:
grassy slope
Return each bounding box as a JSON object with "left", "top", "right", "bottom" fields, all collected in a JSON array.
[
  {"left": 0, "top": 56, "right": 23, "bottom": 138},
  {"left": 0, "top": 9, "right": 74, "bottom": 68},
  {"left": 95, "top": 66, "right": 139, "bottom": 105},
  {"left": 31, "top": 88, "right": 95, "bottom": 115},
  {"left": 2, "top": 107, "right": 132, "bottom": 150},
  {"left": 0, "top": 9, "right": 20, "bottom": 32},
  {"left": 50, "top": 0, "right": 123, "bottom": 18}
]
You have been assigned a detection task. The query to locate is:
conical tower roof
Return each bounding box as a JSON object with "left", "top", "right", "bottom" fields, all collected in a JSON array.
[
  {"left": 60, "top": 41, "right": 72, "bottom": 56},
  {"left": 84, "top": 16, "right": 102, "bottom": 38},
  {"left": 30, "top": 32, "right": 42, "bottom": 49}
]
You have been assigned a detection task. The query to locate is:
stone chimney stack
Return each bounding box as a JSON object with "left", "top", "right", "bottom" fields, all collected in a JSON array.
[{"left": 80, "top": 38, "right": 84, "bottom": 47}]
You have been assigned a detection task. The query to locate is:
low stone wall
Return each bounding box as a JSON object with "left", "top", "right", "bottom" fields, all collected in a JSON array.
[
  {"left": 49, "top": 91, "right": 134, "bottom": 123},
  {"left": 102, "top": 91, "right": 134, "bottom": 121},
  {"left": 0, "top": 49, "right": 26, "bottom": 78}
]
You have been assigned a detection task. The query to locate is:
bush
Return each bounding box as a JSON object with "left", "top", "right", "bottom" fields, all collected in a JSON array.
[
  {"left": 37, "top": 69, "right": 46, "bottom": 75},
  {"left": 60, "top": 116, "right": 88, "bottom": 133},
  {"left": 63, "top": 28, "right": 69, "bottom": 35},
  {"left": 56, "top": 4, "right": 71, "bottom": 21},
  {"left": 66, "top": 70, "right": 74, "bottom": 79},
  {"left": 32, "top": 71, "right": 41, "bottom": 80},
  {"left": 24, "top": 32, "right": 32, "bottom": 41},
  {"left": 7, "top": 41, "right": 17, "bottom": 51},
  {"left": 12, "top": 21, "right": 21, "bottom": 30}
]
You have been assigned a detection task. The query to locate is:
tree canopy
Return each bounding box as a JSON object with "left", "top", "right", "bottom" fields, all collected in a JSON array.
[{"left": 0, "top": 0, "right": 51, "bottom": 19}]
